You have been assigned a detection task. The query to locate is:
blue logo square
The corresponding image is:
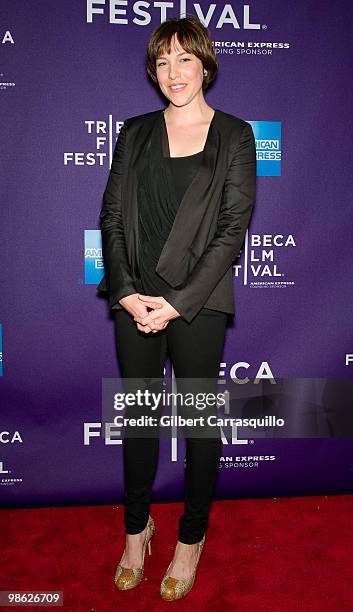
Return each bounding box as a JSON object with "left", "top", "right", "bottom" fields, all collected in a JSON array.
[
  {"left": 84, "top": 229, "right": 104, "bottom": 284},
  {"left": 248, "top": 121, "right": 281, "bottom": 176}
]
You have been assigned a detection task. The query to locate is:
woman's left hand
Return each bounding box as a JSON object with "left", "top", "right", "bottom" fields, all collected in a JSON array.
[{"left": 134, "top": 295, "right": 181, "bottom": 332}]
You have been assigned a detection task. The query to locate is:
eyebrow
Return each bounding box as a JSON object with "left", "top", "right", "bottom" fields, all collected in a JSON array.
[{"left": 157, "top": 51, "right": 190, "bottom": 59}]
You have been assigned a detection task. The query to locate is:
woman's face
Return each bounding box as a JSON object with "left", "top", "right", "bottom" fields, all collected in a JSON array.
[{"left": 155, "top": 34, "right": 204, "bottom": 107}]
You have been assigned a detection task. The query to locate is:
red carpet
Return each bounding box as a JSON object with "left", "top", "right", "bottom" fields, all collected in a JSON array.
[{"left": 1, "top": 495, "right": 353, "bottom": 611}]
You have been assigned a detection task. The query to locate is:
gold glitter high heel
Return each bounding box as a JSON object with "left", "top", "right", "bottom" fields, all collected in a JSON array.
[
  {"left": 160, "top": 534, "right": 205, "bottom": 601},
  {"left": 114, "top": 515, "right": 155, "bottom": 590}
]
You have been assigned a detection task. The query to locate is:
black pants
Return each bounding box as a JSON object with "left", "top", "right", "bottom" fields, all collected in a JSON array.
[{"left": 114, "top": 306, "right": 228, "bottom": 545}]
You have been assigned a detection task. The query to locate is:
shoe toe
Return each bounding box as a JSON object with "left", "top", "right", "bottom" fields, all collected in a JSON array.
[
  {"left": 161, "top": 576, "right": 189, "bottom": 600},
  {"left": 115, "top": 566, "right": 142, "bottom": 590}
]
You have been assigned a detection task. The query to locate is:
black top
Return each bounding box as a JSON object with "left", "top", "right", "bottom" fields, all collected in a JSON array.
[{"left": 138, "top": 150, "right": 203, "bottom": 296}]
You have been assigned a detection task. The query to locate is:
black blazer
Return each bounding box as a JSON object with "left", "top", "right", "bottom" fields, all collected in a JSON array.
[{"left": 97, "top": 108, "right": 256, "bottom": 323}]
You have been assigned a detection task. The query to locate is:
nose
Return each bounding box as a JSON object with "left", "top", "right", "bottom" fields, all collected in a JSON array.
[{"left": 168, "top": 62, "right": 181, "bottom": 80}]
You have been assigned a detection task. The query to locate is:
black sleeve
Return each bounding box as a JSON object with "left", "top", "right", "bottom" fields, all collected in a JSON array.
[{"left": 98, "top": 121, "right": 137, "bottom": 308}]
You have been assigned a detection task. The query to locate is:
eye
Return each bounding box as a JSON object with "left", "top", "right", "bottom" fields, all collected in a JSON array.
[{"left": 156, "top": 57, "right": 191, "bottom": 67}]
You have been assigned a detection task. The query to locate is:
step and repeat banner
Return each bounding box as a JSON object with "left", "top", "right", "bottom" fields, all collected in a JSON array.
[{"left": 1, "top": 1, "right": 352, "bottom": 507}]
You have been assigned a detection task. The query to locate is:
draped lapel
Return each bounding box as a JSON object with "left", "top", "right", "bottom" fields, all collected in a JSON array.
[
  {"left": 154, "top": 109, "right": 221, "bottom": 287},
  {"left": 127, "top": 109, "right": 221, "bottom": 288}
]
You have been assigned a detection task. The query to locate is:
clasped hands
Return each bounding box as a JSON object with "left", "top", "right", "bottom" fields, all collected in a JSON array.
[{"left": 119, "top": 293, "right": 181, "bottom": 333}]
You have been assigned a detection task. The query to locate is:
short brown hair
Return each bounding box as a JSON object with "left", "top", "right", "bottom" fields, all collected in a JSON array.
[{"left": 146, "top": 15, "right": 218, "bottom": 90}]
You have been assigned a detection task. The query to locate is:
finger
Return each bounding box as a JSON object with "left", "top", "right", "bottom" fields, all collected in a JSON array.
[
  {"left": 138, "top": 295, "right": 163, "bottom": 306},
  {"left": 141, "top": 316, "right": 165, "bottom": 331},
  {"left": 133, "top": 306, "right": 161, "bottom": 322},
  {"left": 141, "top": 310, "right": 166, "bottom": 325},
  {"left": 134, "top": 306, "right": 162, "bottom": 319},
  {"left": 133, "top": 313, "right": 149, "bottom": 322},
  {"left": 138, "top": 317, "right": 162, "bottom": 327},
  {"left": 134, "top": 314, "right": 153, "bottom": 325},
  {"left": 143, "top": 320, "right": 164, "bottom": 331},
  {"left": 138, "top": 294, "right": 154, "bottom": 300},
  {"left": 134, "top": 310, "right": 149, "bottom": 323},
  {"left": 137, "top": 323, "right": 153, "bottom": 333},
  {"left": 144, "top": 302, "right": 164, "bottom": 309}
]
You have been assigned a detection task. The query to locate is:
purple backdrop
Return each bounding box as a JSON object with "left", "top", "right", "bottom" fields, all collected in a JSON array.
[{"left": 1, "top": 1, "right": 352, "bottom": 507}]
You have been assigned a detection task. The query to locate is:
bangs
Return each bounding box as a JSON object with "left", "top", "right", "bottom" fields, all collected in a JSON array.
[{"left": 155, "top": 28, "right": 199, "bottom": 60}]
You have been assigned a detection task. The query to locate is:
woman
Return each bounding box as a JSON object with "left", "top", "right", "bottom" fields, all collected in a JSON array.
[{"left": 98, "top": 15, "right": 256, "bottom": 601}]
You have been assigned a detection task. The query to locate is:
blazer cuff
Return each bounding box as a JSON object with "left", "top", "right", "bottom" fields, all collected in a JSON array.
[
  {"left": 163, "top": 290, "right": 202, "bottom": 324},
  {"left": 108, "top": 285, "right": 137, "bottom": 309}
]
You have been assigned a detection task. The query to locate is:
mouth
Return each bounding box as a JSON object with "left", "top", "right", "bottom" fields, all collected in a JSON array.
[{"left": 169, "top": 83, "right": 187, "bottom": 92}]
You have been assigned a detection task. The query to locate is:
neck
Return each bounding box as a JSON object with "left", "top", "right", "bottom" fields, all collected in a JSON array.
[{"left": 164, "top": 99, "right": 215, "bottom": 126}]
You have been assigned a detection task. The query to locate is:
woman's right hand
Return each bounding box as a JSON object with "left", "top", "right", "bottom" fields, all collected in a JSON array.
[{"left": 119, "top": 294, "right": 167, "bottom": 333}]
